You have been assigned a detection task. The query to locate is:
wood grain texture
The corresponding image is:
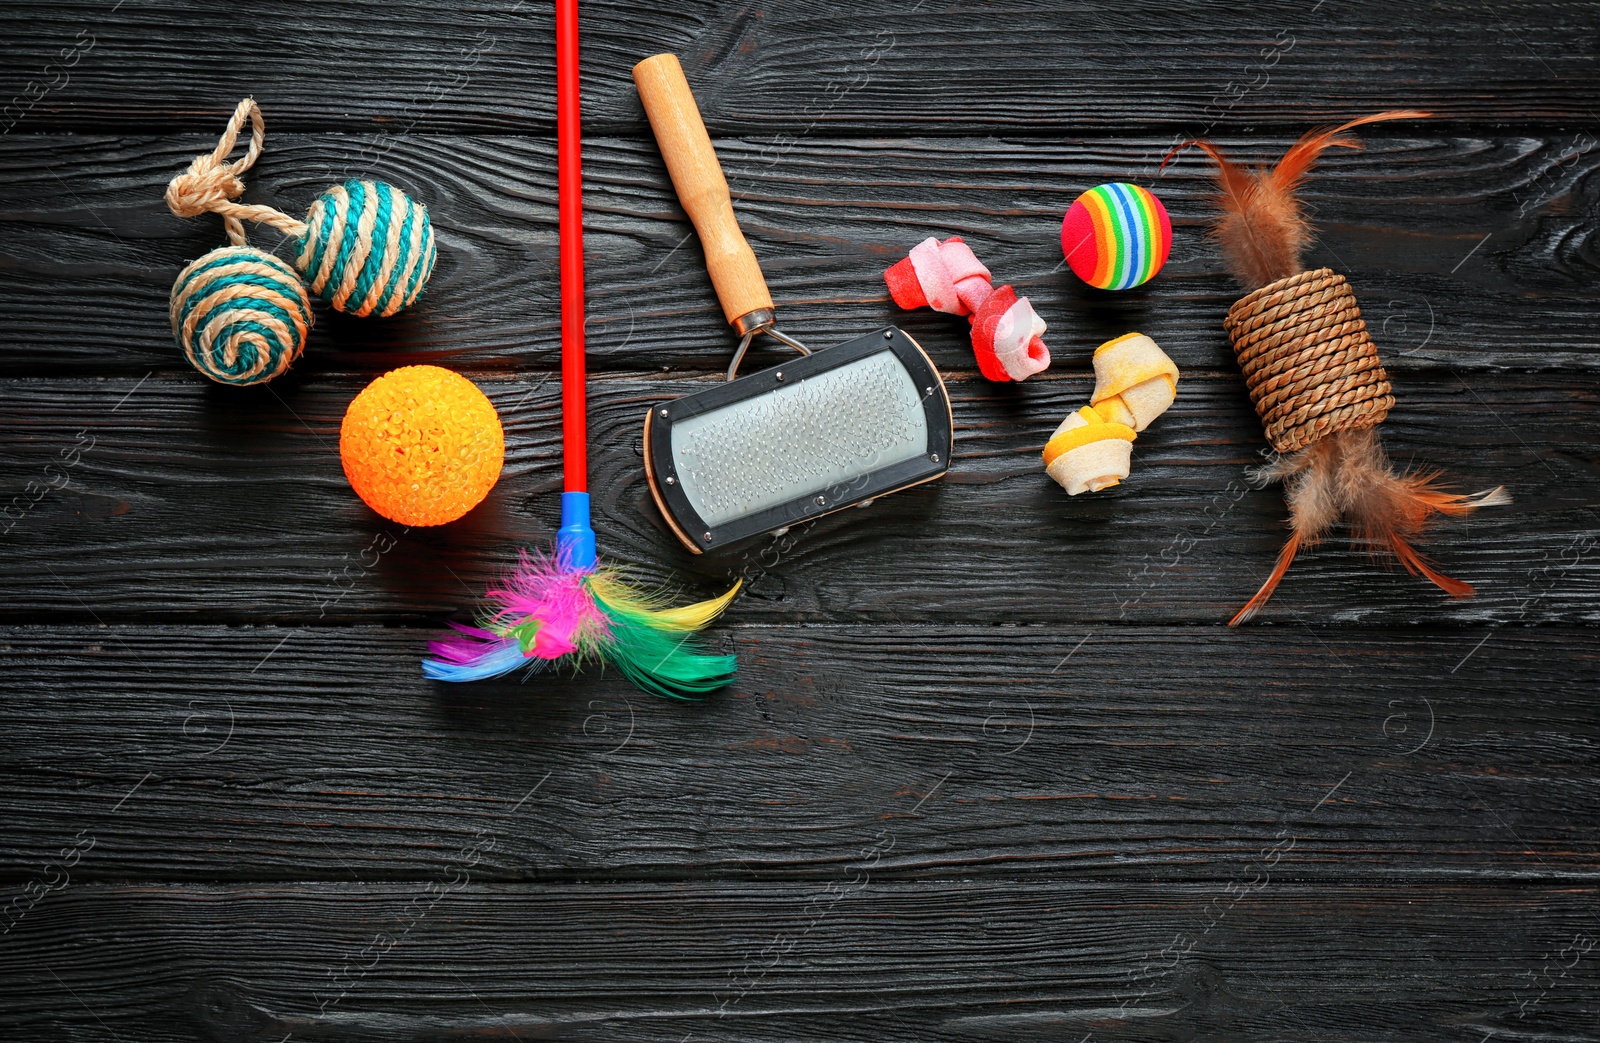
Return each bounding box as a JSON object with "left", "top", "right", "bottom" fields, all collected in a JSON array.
[
  {"left": 2, "top": 882, "right": 1597, "bottom": 1042},
  {"left": 1, "top": 131, "right": 1596, "bottom": 377},
  {"left": 1, "top": 372, "right": 1593, "bottom": 625},
  {"left": 2, "top": 1, "right": 1598, "bottom": 132},
  {"left": 1, "top": 624, "right": 1595, "bottom": 882},
  {"left": 1, "top": 0, "right": 1597, "bottom": 1037}
]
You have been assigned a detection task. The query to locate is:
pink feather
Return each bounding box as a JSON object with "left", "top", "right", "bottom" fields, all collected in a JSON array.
[{"left": 486, "top": 550, "right": 609, "bottom": 659}]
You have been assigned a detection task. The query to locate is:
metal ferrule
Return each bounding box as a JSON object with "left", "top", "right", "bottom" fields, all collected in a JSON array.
[
  {"left": 726, "top": 309, "right": 812, "bottom": 382},
  {"left": 731, "top": 308, "right": 776, "bottom": 338}
]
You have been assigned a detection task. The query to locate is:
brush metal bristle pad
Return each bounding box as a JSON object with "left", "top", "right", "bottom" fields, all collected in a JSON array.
[{"left": 643, "top": 327, "right": 952, "bottom": 553}]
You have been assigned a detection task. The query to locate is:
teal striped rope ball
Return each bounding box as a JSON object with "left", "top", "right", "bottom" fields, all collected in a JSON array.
[
  {"left": 294, "top": 179, "right": 437, "bottom": 318},
  {"left": 170, "top": 245, "right": 312, "bottom": 386}
]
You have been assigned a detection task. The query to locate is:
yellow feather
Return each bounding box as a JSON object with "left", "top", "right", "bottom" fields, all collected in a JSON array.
[{"left": 588, "top": 573, "right": 741, "bottom": 632}]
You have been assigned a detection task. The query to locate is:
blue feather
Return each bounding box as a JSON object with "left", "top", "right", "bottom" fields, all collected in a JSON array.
[{"left": 421, "top": 639, "right": 529, "bottom": 682}]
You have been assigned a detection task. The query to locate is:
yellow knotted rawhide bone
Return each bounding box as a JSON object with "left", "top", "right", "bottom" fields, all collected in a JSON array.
[{"left": 1043, "top": 333, "right": 1180, "bottom": 495}]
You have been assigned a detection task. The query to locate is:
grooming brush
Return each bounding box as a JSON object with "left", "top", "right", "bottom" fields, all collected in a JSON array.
[{"left": 632, "top": 53, "right": 954, "bottom": 554}]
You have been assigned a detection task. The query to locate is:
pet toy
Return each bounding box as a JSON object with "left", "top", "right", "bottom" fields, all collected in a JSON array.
[
  {"left": 169, "top": 245, "right": 312, "bottom": 385},
  {"left": 885, "top": 235, "right": 1050, "bottom": 381},
  {"left": 1044, "top": 406, "right": 1136, "bottom": 496},
  {"left": 1043, "top": 333, "right": 1179, "bottom": 495},
  {"left": 164, "top": 97, "right": 437, "bottom": 385},
  {"left": 1172, "top": 111, "right": 1507, "bottom": 623},
  {"left": 340, "top": 365, "right": 504, "bottom": 527},
  {"left": 1061, "top": 183, "right": 1172, "bottom": 291},
  {"left": 422, "top": 0, "right": 738, "bottom": 697}
]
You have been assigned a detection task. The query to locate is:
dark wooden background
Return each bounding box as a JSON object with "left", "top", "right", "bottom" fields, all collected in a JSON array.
[{"left": 3, "top": 1, "right": 1598, "bottom": 1040}]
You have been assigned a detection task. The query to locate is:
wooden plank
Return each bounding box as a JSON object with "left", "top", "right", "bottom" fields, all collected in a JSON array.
[
  {"left": 0, "top": 3, "right": 1593, "bottom": 1039},
  {"left": 2, "top": 1, "right": 1597, "bottom": 132},
  {"left": 1, "top": 372, "right": 1593, "bottom": 626},
  {"left": 1, "top": 881, "right": 1596, "bottom": 1041},
  {"left": 1, "top": 131, "right": 1596, "bottom": 377},
  {"left": 2, "top": 624, "right": 1595, "bottom": 882}
]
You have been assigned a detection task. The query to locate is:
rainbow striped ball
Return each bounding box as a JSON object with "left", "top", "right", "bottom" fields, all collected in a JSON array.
[
  {"left": 170, "top": 245, "right": 312, "bottom": 386},
  {"left": 295, "top": 179, "right": 437, "bottom": 318},
  {"left": 1061, "top": 183, "right": 1172, "bottom": 291}
]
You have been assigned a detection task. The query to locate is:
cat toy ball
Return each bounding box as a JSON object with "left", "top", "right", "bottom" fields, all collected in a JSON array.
[
  {"left": 340, "top": 365, "right": 504, "bottom": 527},
  {"left": 1061, "top": 183, "right": 1172, "bottom": 291},
  {"left": 422, "top": 0, "right": 738, "bottom": 697},
  {"left": 169, "top": 244, "right": 312, "bottom": 386},
  {"left": 1169, "top": 111, "right": 1508, "bottom": 623},
  {"left": 164, "top": 97, "right": 437, "bottom": 385}
]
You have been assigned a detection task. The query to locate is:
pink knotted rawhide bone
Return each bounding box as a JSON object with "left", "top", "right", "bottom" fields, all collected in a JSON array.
[{"left": 885, "top": 235, "right": 1050, "bottom": 382}]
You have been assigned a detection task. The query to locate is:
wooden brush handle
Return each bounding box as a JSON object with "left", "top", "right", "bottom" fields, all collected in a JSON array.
[{"left": 632, "top": 52, "right": 773, "bottom": 327}]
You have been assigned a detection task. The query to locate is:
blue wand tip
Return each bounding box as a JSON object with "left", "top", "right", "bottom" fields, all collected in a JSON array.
[{"left": 556, "top": 491, "right": 597, "bottom": 571}]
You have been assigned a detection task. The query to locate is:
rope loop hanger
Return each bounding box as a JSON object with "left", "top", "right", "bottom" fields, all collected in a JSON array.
[{"left": 165, "top": 97, "right": 308, "bottom": 245}]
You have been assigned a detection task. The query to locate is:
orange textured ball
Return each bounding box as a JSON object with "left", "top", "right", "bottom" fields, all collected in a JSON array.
[{"left": 339, "top": 365, "right": 504, "bottom": 527}]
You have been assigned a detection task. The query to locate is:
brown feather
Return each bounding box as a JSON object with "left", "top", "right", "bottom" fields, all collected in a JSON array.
[
  {"left": 1230, "top": 532, "right": 1304, "bottom": 626},
  {"left": 1173, "top": 110, "right": 1432, "bottom": 290},
  {"left": 1231, "top": 430, "right": 1510, "bottom": 624},
  {"left": 1271, "top": 111, "right": 1433, "bottom": 198},
  {"left": 1332, "top": 428, "right": 1505, "bottom": 598},
  {"left": 1232, "top": 442, "right": 1340, "bottom": 623}
]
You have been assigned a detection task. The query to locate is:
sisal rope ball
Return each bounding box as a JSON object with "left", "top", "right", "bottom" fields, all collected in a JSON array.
[
  {"left": 340, "top": 365, "right": 503, "bottom": 527},
  {"left": 169, "top": 245, "right": 312, "bottom": 385},
  {"left": 165, "top": 101, "right": 445, "bottom": 387},
  {"left": 1061, "top": 183, "right": 1173, "bottom": 291},
  {"left": 294, "top": 179, "right": 437, "bottom": 318}
]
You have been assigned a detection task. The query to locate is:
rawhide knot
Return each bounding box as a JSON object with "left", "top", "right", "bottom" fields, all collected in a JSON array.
[{"left": 884, "top": 235, "right": 1051, "bottom": 382}]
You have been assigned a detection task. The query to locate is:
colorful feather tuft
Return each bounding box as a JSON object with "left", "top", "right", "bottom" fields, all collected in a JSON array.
[{"left": 423, "top": 547, "right": 740, "bottom": 698}]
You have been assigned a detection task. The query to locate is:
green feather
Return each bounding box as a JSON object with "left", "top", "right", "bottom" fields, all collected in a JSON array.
[{"left": 586, "top": 572, "right": 739, "bottom": 699}]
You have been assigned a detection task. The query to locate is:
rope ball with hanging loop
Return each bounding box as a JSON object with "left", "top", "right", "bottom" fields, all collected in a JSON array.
[{"left": 164, "top": 98, "right": 438, "bottom": 385}]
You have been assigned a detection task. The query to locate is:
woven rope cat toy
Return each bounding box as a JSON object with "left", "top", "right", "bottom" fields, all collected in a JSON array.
[
  {"left": 164, "top": 98, "right": 437, "bottom": 385},
  {"left": 1170, "top": 111, "right": 1508, "bottom": 624}
]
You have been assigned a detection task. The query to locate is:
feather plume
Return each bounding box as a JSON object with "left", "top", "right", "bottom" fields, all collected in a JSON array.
[
  {"left": 1231, "top": 430, "right": 1509, "bottom": 625},
  {"left": 423, "top": 550, "right": 739, "bottom": 698},
  {"left": 1167, "top": 110, "right": 1432, "bottom": 290},
  {"left": 1175, "top": 110, "right": 1510, "bottom": 623}
]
